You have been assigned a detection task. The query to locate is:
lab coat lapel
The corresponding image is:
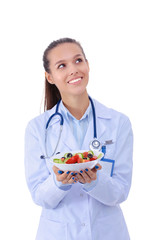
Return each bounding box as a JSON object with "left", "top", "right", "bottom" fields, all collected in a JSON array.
[
  {"left": 81, "top": 115, "right": 107, "bottom": 150},
  {"left": 51, "top": 120, "right": 79, "bottom": 151},
  {"left": 47, "top": 105, "right": 79, "bottom": 152},
  {"left": 96, "top": 116, "right": 108, "bottom": 140},
  {"left": 81, "top": 119, "right": 93, "bottom": 150},
  {"left": 60, "top": 119, "right": 79, "bottom": 150},
  {"left": 81, "top": 99, "right": 111, "bottom": 149},
  {"left": 94, "top": 99, "right": 112, "bottom": 140}
]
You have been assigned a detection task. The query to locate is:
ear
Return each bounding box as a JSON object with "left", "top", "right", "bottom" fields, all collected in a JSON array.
[{"left": 45, "top": 72, "right": 55, "bottom": 84}]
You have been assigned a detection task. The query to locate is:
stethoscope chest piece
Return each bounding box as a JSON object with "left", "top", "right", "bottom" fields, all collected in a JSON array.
[{"left": 89, "top": 138, "right": 102, "bottom": 151}]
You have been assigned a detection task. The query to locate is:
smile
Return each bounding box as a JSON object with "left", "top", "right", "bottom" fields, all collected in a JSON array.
[{"left": 68, "top": 77, "right": 82, "bottom": 84}]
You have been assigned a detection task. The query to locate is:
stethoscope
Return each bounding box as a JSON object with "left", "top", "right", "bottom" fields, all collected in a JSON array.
[{"left": 40, "top": 96, "right": 101, "bottom": 159}]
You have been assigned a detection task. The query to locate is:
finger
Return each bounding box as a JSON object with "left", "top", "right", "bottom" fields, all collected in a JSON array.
[
  {"left": 53, "top": 166, "right": 66, "bottom": 176},
  {"left": 95, "top": 163, "right": 102, "bottom": 170},
  {"left": 67, "top": 175, "right": 78, "bottom": 184},
  {"left": 76, "top": 173, "right": 85, "bottom": 184},
  {"left": 53, "top": 166, "right": 64, "bottom": 181},
  {"left": 53, "top": 166, "right": 71, "bottom": 182},
  {"left": 84, "top": 168, "right": 97, "bottom": 180},
  {"left": 62, "top": 173, "right": 77, "bottom": 184},
  {"left": 61, "top": 172, "right": 77, "bottom": 184},
  {"left": 61, "top": 171, "right": 73, "bottom": 184},
  {"left": 52, "top": 165, "right": 61, "bottom": 174},
  {"left": 92, "top": 163, "right": 102, "bottom": 173},
  {"left": 79, "top": 170, "right": 92, "bottom": 183}
]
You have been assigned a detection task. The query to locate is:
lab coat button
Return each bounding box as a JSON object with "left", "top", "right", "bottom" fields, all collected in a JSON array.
[
  {"left": 80, "top": 193, "right": 83, "bottom": 197},
  {"left": 81, "top": 223, "right": 85, "bottom": 227}
]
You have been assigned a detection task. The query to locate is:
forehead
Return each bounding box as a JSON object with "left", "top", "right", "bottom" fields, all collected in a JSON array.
[{"left": 48, "top": 43, "right": 83, "bottom": 63}]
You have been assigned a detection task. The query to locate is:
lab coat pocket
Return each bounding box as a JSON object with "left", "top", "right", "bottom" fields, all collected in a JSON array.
[
  {"left": 93, "top": 212, "right": 129, "bottom": 240},
  {"left": 104, "top": 139, "right": 116, "bottom": 159},
  {"left": 36, "top": 216, "right": 67, "bottom": 240}
]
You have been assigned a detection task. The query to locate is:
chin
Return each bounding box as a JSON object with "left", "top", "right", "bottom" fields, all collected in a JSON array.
[{"left": 72, "top": 87, "right": 88, "bottom": 97}]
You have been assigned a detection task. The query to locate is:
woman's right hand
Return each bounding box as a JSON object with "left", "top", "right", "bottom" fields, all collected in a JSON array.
[{"left": 53, "top": 166, "right": 78, "bottom": 184}]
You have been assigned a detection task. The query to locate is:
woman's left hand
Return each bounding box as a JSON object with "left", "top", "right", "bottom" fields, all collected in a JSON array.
[{"left": 76, "top": 163, "right": 102, "bottom": 184}]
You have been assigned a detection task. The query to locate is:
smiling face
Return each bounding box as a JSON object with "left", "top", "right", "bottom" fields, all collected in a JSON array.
[{"left": 45, "top": 43, "right": 90, "bottom": 101}]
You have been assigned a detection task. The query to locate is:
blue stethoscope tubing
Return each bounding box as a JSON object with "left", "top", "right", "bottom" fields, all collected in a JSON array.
[
  {"left": 46, "top": 96, "right": 96, "bottom": 135},
  {"left": 41, "top": 96, "right": 101, "bottom": 159}
]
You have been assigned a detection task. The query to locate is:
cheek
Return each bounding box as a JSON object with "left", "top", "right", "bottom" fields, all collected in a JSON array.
[
  {"left": 79, "top": 64, "right": 89, "bottom": 76},
  {"left": 84, "top": 67, "right": 89, "bottom": 80},
  {"left": 52, "top": 73, "right": 65, "bottom": 85}
]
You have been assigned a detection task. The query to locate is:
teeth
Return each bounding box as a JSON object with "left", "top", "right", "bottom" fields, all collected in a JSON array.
[{"left": 69, "top": 78, "right": 81, "bottom": 84}]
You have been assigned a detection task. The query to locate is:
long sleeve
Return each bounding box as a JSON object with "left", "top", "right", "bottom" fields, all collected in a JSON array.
[
  {"left": 24, "top": 122, "right": 71, "bottom": 209},
  {"left": 82, "top": 117, "right": 133, "bottom": 206}
]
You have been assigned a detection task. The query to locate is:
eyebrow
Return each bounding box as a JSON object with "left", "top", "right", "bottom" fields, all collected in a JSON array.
[{"left": 55, "top": 54, "right": 83, "bottom": 66}]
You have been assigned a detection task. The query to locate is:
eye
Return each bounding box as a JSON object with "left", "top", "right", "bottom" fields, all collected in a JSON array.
[
  {"left": 75, "top": 58, "right": 83, "bottom": 63},
  {"left": 58, "top": 63, "right": 65, "bottom": 69}
]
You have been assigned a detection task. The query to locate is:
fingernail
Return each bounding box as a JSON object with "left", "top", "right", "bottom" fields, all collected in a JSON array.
[
  {"left": 58, "top": 170, "right": 63, "bottom": 174},
  {"left": 95, "top": 165, "right": 99, "bottom": 169},
  {"left": 80, "top": 170, "right": 83, "bottom": 173},
  {"left": 71, "top": 172, "right": 74, "bottom": 175},
  {"left": 66, "top": 171, "right": 70, "bottom": 174},
  {"left": 85, "top": 168, "right": 88, "bottom": 172},
  {"left": 74, "top": 173, "right": 78, "bottom": 175},
  {"left": 72, "top": 177, "right": 75, "bottom": 180}
]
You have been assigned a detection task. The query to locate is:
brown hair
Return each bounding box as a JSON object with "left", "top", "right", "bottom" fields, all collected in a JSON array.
[{"left": 43, "top": 38, "right": 86, "bottom": 111}]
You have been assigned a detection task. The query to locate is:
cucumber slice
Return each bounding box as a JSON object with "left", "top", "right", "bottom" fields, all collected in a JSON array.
[
  {"left": 88, "top": 150, "right": 94, "bottom": 155},
  {"left": 64, "top": 158, "right": 69, "bottom": 163},
  {"left": 97, "top": 153, "right": 103, "bottom": 159},
  {"left": 59, "top": 159, "right": 65, "bottom": 164},
  {"left": 53, "top": 159, "right": 60, "bottom": 163},
  {"left": 76, "top": 153, "right": 84, "bottom": 158},
  {"left": 64, "top": 153, "right": 69, "bottom": 158}
]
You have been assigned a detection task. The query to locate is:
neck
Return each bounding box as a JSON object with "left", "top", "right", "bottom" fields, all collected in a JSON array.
[{"left": 62, "top": 91, "right": 89, "bottom": 120}]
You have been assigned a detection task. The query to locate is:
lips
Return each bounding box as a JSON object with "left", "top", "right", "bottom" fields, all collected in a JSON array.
[{"left": 68, "top": 77, "right": 82, "bottom": 84}]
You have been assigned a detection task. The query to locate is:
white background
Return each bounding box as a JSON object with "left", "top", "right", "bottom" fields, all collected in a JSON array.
[{"left": 0, "top": 0, "right": 160, "bottom": 239}]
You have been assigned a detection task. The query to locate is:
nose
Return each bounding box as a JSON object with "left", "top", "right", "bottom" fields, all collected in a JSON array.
[{"left": 69, "top": 64, "right": 79, "bottom": 76}]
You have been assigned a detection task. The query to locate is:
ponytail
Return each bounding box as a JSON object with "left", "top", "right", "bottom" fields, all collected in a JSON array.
[{"left": 44, "top": 79, "right": 61, "bottom": 111}]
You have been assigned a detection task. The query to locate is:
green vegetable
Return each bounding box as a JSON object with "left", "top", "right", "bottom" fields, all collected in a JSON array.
[
  {"left": 53, "top": 159, "right": 60, "bottom": 163},
  {"left": 76, "top": 153, "right": 84, "bottom": 158},
  {"left": 88, "top": 150, "right": 94, "bottom": 155},
  {"left": 97, "top": 153, "right": 103, "bottom": 159}
]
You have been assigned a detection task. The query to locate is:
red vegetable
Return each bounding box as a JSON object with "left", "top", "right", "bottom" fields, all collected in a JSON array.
[
  {"left": 65, "top": 153, "right": 98, "bottom": 164},
  {"left": 83, "top": 159, "right": 90, "bottom": 162},
  {"left": 61, "top": 157, "right": 66, "bottom": 161},
  {"left": 66, "top": 154, "right": 80, "bottom": 164},
  {"left": 89, "top": 156, "right": 98, "bottom": 161},
  {"left": 66, "top": 157, "right": 77, "bottom": 164},
  {"left": 83, "top": 152, "right": 88, "bottom": 158}
]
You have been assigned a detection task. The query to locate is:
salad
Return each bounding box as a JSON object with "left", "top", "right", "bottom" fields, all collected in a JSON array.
[{"left": 53, "top": 150, "right": 103, "bottom": 164}]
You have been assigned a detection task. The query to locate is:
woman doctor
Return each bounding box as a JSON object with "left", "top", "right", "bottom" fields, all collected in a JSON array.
[{"left": 25, "top": 38, "right": 133, "bottom": 240}]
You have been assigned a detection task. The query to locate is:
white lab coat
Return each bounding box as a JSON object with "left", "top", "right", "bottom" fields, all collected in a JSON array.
[{"left": 25, "top": 99, "right": 133, "bottom": 240}]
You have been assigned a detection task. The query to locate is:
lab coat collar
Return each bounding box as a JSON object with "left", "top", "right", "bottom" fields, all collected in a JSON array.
[
  {"left": 60, "top": 100, "right": 91, "bottom": 122},
  {"left": 93, "top": 99, "right": 112, "bottom": 119},
  {"left": 46, "top": 99, "right": 111, "bottom": 127},
  {"left": 45, "top": 98, "right": 112, "bottom": 151}
]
